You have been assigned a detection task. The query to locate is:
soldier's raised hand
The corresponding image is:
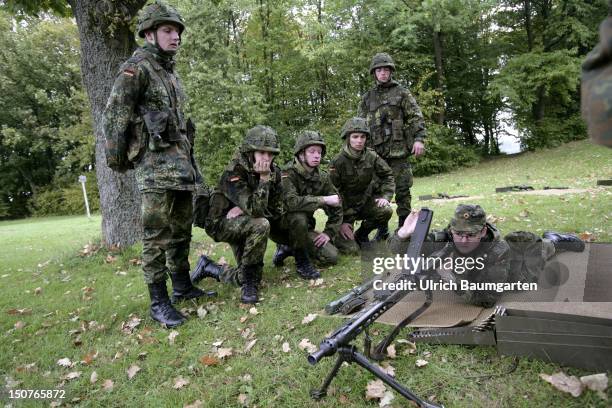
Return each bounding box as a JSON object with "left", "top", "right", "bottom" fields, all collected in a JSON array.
[
  {"left": 253, "top": 156, "right": 271, "bottom": 181},
  {"left": 397, "top": 209, "right": 420, "bottom": 239},
  {"left": 322, "top": 195, "right": 341, "bottom": 207}
]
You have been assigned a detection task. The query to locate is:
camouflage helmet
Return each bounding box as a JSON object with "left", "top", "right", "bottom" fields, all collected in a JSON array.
[
  {"left": 450, "top": 204, "right": 487, "bottom": 233},
  {"left": 293, "top": 131, "right": 326, "bottom": 156},
  {"left": 137, "top": 1, "right": 185, "bottom": 38},
  {"left": 242, "top": 125, "right": 280, "bottom": 154},
  {"left": 369, "top": 52, "right": 395, "bottom": 74},
  {"left": 341, "top": 117, "right": 370, "bottom": 139}
]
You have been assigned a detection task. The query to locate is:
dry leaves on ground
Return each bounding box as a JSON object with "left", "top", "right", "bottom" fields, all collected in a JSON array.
[
  {"left": 298, "top": 338, "right": 317, "bottom": 354},
  {"left": 415, "top": 359, "right": 429, "bottom": 367},
  {"left": 168, "top": 330, "right": 179, "bottom": 345},
  {"left": 244, "top": 339, "right": 257, "bottom": 353},
  {"left": 102, "top": 379, "right": 114, "bottom": 391},
  {"left": 127, "top": 364, "right": 141, "bottom": 380},
  {"left": 57, "top": 358, "right": 74, "bottom": 368},
  {"left": 121, "top": 314, "right": 142, "bottom": 334},
  {"left": 199, "top": 355, "right": 220, "bottom": 367},
  {"left": 365, "top": 379, "right": 387, "bottom": 401},
  {"left": 173, "top": 377, "right": 190, "bottom": 389},
  {"left": 282, "top": 342, "right": 291, "bottom": 353},
  {"left": 217, "top": 348, "right": 233, "bottom": 359},
  {"left": 385, "top": 344, "right": 396, "bottom": 359},
  {"left": 301, "top": 313, "right": 317, "bottom": 325},
  {"left": 540, "top": 372, "right": 583, "bottom": 397}
]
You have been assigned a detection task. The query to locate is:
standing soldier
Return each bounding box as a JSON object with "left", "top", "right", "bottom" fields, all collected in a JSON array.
[
  {"left": 271, "top": 131, "right": 343, "bottom": 278},
  {"left": 193, "top": 125, "right": 284, "bottom": 304},
  {"left": 103, "top": 1, "right": 215, "bottom": 328},
  {"left": 358, "top": 52, "right": 427, "bottom": 240},
  {"left": 330, "top": 117, "right": 395, "bottom": 254}
]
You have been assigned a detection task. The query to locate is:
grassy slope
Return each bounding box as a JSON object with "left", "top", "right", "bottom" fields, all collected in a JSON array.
[{"left": 1, "top": 140, "right": 610, "bottom": 407}]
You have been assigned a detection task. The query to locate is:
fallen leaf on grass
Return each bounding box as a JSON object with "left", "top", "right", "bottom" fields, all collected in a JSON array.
[
  {"left": 34, "top": 287, "right": 42, "bottom": 295},
  {"left": 309, "top": 278, "right": 324, "bottom": 287},
  {"left": 244, "top": 339, "right": 257, "bottom": 353},
  {"left": 197, "top": 305, "right": 208, "bottom": 319},
  {"left": 105, "top": 254, "right": 117, "bottom": 263},
  {"left": 199, "top": 355, "right": 220, "bottom": 366},
  {"left": 82, "top": 351, "right": 98, "bottom": 365},
  {"left": 365, "top": 379, "right": 386, "bottom": 401},
  {"left": 63, "top": 371, "right": 81, "bottom": 381},
  {"left": 102, "top": 379, "right": 114, "bottom": 391},
  {"left": 239, "top": 316, "right": 249, "bottom": 323},
  {"left": 173, "top": 376, "right": 190, "bottom": 389},
  {"left": 580, "top": 373, "right": 608, "bottom": 392},
  {"left": 184, "top": 400, "right": 203, "bottom": 408},
  {"left": 415, "top": 359, "right": 428, "bottom": 367},
  {"left": 217, "top": 348, "right": 233, "bottom": 359},
  {"left": 298, "top": 338, "right": 317, "bottom": 353},
  {"left": 378, "top": 362, "right": 395, "bottom": 377},
  {"left": 90, "top": 371, "right": 98, "bottom": 384},
  {"left": 127, "top": 364, "right": 141, "bottom": 380},
  {"left": 6, "top": 308, "right": 32, "bottom": 316},
  {"left": 16, "top": 363, "right": 36, "bottom": 373},
  {"left": 301, "top": 313, "right": 317, "bottom": 325},
  {"left": 579, "top": 232, "right": 595, "bottom": 242},
  {"left": 386, "top": 344, "right": 396, "bottom": 359},
  {"left": 168, "top": 330, "right": 179, "bottom": 345},
  {"left": 212, "top": 340, "right": 224, "bottom": 347},
  {"left": 57, "top": 358, "right": 74, "bottom": 368},
  {"left": 238, "top": 393, "right": 249, "bottom": 406},
  {"left": 128, "top": 258, "right": 142, "bottom": 266},
  {"left": 121, "top": 314, "right": 142, "bottom": 334},
  {"left": 540, "top": 372, "right": 583, "bottom": 397},
  {"left": 379, "top": 390, "right": 395, "bottom": 407},
  {"left": 248, "top": 307, "right": 259, "bottom": 315},
  {"left": 281, "top": 342, "right": 291, "bottom": 353},
  {"left": 14, "top": 321, "right": 26, "bottom": 330}
]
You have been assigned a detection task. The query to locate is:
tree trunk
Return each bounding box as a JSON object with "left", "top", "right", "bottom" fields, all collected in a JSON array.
[
  {"left": 524, "top": 0, "right": 533, "bottom": 51},
  {"left": 432, "top": 29, "right": 445, "bottom": 125},
  {"left": 69, "top": 0, "right": 147, "bottom": 248}
]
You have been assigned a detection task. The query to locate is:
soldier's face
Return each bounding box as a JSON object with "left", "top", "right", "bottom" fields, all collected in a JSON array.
[
  {"left": 146, "top": 23, "right": 181, "bottom": 52},
  {"left": 348, "top": 133, "right": 367, "bottom": 151},
  {"left": 451, "top": 227, "right": 487, "bottom": 254},
  {"left": 374, "top": 67, "right": 392, "bottom": 83},
  {"left": 301, "top": 145, "right": 322, "bottom": 168}
]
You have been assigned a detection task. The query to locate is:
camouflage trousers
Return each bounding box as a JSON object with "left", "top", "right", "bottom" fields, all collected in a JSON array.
[
  {"left": 207, "top": 215, "right": 271, "bottom": 286},
  {"left": 335, "top": 199, "right": 393, "bottom": 255},
  {"left": 270, "top": 212, "right": 338, "bottom": 266},
  {"left": 141, "top": 190, "right": 193, "bottom": 285},
  {"left": 505, "top": 231, "right": 556, "bottom": 283},
  {"left": 387, "top": 158, "right": 413, "bottom": 219}
]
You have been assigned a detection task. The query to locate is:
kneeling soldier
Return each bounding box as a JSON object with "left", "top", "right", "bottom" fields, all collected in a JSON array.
[
  {"left": 330, "top": 117, "right": 395, "bottom": 254},
  {"left": 271, "top": 131, "right": 343, "bottom": 279},
  {"left": 192, "top": 125, "right": 283, "bottom": 304}
]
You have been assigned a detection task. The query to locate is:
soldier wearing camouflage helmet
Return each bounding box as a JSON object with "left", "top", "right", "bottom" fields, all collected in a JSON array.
[
  {"left": 581, "top": 2, "right": 612, "bottom": 148},
  {"left": 102, "top": 1, "right": 215, "bottom": 328},
  {"left": 388, "top": 205, "right": 584, "bottom": 307},
  {"left": 191, "top": 125, "right": 284, "bottom": 304},
  {"left": 269, "top": 131, "right": 343, "bottom": 278},
  {"left": 329, "top": 117, "right": 395, "bottom": 254},
  {"left": 358, "top": 52, "right": 427, "bottom": 240}
]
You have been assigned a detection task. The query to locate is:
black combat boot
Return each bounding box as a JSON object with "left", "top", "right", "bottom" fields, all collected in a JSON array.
[
  {"left": 398, "top": 215, "right": 407, "bottom": 231},
  {"left": 543, "top": 231, "right": 585, "bottom": 253},
  {"left": 272, "top": 244, "right": 293, "bottom": 267},
  {"left": 373, "top": 224, "right": 390, "bottom": 242},
  {"left": 170, "top": 270, "right": 216, "bottom": 304},
  {"left": 147, "top": 281, "right": 186, "bottom": 328},
  {"left": 190, "top": 255, "right": 223, "bottom": 284},
  {"left": 240, "top": 265, "right": 259, "bottom": 304},
  {"left": 294, "top": 250, "right": 321, "bottom": 280}
]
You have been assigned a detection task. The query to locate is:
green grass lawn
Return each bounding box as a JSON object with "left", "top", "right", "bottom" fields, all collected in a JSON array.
[{"left": 1, "top": 140, "right": 610, "bottom": 407}]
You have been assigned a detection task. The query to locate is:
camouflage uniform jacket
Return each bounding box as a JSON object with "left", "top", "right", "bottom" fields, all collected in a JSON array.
[
  {"left": 281, "top": 158, "right": 342, "bottom": 240},
  {"left": 358, "top": 80, "right": 426, "bottom": 160},
  {"left": 103, "top": 45, "right": 201, "bottom": 191},
  {"left": 329, "top": 147, "right": 395, "bottom": 224},
  {"left": 207, "top": 151, "right": 283, "bottom": 232},
  {"left": 388, "top": 223, "right": 510, "bottom": 307}
]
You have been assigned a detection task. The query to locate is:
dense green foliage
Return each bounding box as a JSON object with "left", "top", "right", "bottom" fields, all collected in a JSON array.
[{"left": 0, "top": 0, "right": 606, "bottom": 216}]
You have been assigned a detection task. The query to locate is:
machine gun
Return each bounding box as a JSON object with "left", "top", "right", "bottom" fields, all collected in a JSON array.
[{"left": 308, "top": 208, "right": 443, "bottom": 408}]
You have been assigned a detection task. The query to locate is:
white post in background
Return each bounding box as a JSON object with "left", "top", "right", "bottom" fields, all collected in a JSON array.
[{"left": 79, "top": 175, "right": 91, "bottom": 219}]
